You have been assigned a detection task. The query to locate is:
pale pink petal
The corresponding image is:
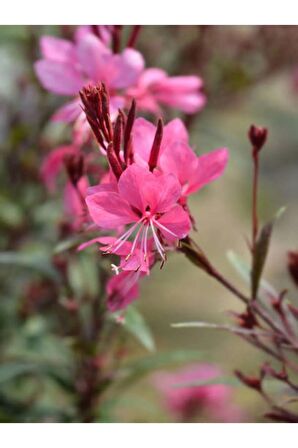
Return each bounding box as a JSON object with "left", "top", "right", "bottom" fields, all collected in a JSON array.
[
  {"left": 187, "top": 148, "right": 229, "bottom": 195},
  {"left": 86, "top": 191, "right": 137, "bottom": 229},
  {"left": 156, "top": 204, "right": 191, "bottom": 241},
  {"left": 51, "top": 99, "right": 81, "bottom": 123},
  {"left": 76, "top": 33, "right": 111, "bottom": 81},
  {"left": 108, "top": 49, "right": 145, "bottom": 89},
  {"left": 40, "top": 36, "right": 76, "bottom": 63},
  {"left": 158, "top": 76, "right": 204, "bottom": 92},
  {"left": 34, "top": 60, "right": 84, "bottom": 95},
  {"left": 137, "top": 68, "right": 167, "bottom": 88},
  {"left": 156, "top": 92, "right": 206, "bottom": 114}
]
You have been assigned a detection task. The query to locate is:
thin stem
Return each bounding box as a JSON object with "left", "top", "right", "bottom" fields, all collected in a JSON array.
[{"left": 252, "top": 150, "right": 259, "bottom": 251}]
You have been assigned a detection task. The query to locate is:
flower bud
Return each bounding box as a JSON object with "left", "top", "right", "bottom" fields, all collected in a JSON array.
[
  {"left": 63, "top": 153, "right": 84, "bottom": 186},
  {"left": 248, "top": 125, "right": 268, "bottom": 153},
  {"left": 288, "top": 251, "right": 298, "bottom": 287},
  {"left": 235, "top": 370, "right": 262, "bottom": 391}
]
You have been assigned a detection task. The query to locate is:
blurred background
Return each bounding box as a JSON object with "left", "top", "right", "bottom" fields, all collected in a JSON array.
[{"left": 0, "top": 25, "right": 298, "bottom": 422}]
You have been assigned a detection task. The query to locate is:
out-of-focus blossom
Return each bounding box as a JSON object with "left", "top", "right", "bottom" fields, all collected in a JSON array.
[
  {"left": 154, "top": 363, "right": 243, "bottom": 422},
  {"left": 35, "top": 30, "right": 145, "bottom": 144},
  {"left": 63, "top": 176, "right": 89, "bottom": 230},
  {"left": 40, "top": 145, "right": 79, "bottom": 192},
  {"left": 127, "top": 68, "right": 206, "bottom": 114}
]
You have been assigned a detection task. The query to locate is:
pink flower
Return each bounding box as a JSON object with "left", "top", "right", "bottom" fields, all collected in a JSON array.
[
  {"left": 35, "top": 31, "right": 145, "bottom": 143},
  {"left": 106, "top": 270, "right": 141, "bottom": 312},
  {"left": 63, "top": 177, "right": 89, "bottom": 229},
  {"left": 127, "top": 68, "right": 206, "bottom": 114},
  {"left": 85, "top": 163, "right": 191, "bottom": 265},
  {"left": 154, "top": 363, "right": 243, "bottom": 422}
]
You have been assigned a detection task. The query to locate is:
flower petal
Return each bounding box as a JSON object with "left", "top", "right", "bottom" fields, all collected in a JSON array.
[
  {"left": 118, "top": 163, "right": 152, "bottom": 212},
  {"left": 76, "top": 33, "right": 111, "bottom": 81},
  {"left": 86, "top": 191, "right": 137, "bottom": 229},
  {"left": 159, "top": 141, "right": 197, "bottom": 187},
  {"left": 40, "top": 36, "right": 76, "bottom": 63},
  {"left": 40, "top": 145, "right": 78, "bottom": 192},
  {"left": 107, "top": 271, "right": 140, "bottom": 312},
  {"left": 132, "top": 117, "right": 156, "bottom": 165},
  {"left": 187, "top": 148, "right": 229, "bottom": 195},
  {"left": 35, "top": 60, "right": 84, "bottom": 95},
  {"left": 156, "top": 204, "right": 191, "bottom": 242},
  {"left": 108, "top": 49, "right": 145, "bottom": 89},
  {"left": 51, "top": 99, "right": 81, "bottom": 123}
]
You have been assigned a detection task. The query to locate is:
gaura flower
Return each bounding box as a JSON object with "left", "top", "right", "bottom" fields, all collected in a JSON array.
[
  {"left": 127, "top": 68, "right": 206, "bottom": 114},
  {"left": 154, "top": 363, "right": 243, "bottom": 422},
  {"left": 35, "top": 30, "right": 145, "bottom": 143},
  {"left": 85, "top": 163, "right": 191, "bottom": 265}
]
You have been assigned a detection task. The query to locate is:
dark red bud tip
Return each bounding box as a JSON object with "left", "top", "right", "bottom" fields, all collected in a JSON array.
[
  {"left": 148, "top": 118, "right": 163, "bottom": 172},
  {"left": 107, "top": 142, "right": 123, "bottom": 180},
  {"left": 235, "top": 370, "right": 262, "bottom": 390},
  {"left": 123, "top": 99, "right": 136, "bottom": 164},
  {"left": 248, "top": 125, "right": 268, "bottom": 153},
  {"left": 288, "top": 251, "right": 298, "bottom": 287},
  {"left": 63, "top": 153, "right": 84, "bottom": 186}
]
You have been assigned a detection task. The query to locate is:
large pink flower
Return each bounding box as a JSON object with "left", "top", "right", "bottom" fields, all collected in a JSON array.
[
  {"left": 154, "top": 363, "right": 243, "bottom": 422},
  {"left": 35, "top": 31, "right": 145, "bottom": 143},
  {"left": 85, "top": 163, "right": 191, "bottom": 264},
  {"left": 127, "top": 68, "right": 206, "bottom": 114}
]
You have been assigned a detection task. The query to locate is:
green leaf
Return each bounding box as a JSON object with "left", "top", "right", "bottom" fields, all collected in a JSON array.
[
  {"left": 251, "top": 207, "right": 286, "bottom": 298},
  {"left": 0, "top": 251, "right": 61, "bottom": 283},
  {"left": 122, "top": 306, "right": 155, "bottom": 352},
  {"left": 227, "top": 250, "right": 277, "bottom": 296},
  {"left": 0, "top": 362, "right": 38, "bottom": 384}
]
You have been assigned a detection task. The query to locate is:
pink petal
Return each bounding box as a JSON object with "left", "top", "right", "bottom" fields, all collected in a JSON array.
[
  {"left": 137, "top": 68, "right": 167, "bottom": 88},
  {"left": 142, "top": 173, "right": 182, "bottom": 213},
  {"left": 107, "top": 271, "right": 140, "bottom": 312},
  {"left": 40, "top": 36, "right": 76, "bottom": 63},
  {"left": 118, "top": 163, "right": 153, "bottom": 212},
  {"left": 108, "top": 49, "right": 144, "bottom": 89},
  {"left": 187, "top": 148, "right": 229, "bottom": 195},
  {"left": 76, "top": 33, "right": 111, "bottom": 81},
  {"left": 51, "top": 99, "right": 81, "bottom": 123},
  {"left": 35, "top": 60, "right": 84, "bottom": 96},
  {"left": 156, "top": 91, "right": 206, "bottom": 114},
  {"left": 64, "top": 176, "right": 88, "bottom": 218},
  {"left": 132, "top": 118, "right": 156, "bottom": 165},
  {"left": 86, "top": 191, "right": 137, "bottom": 229},
  {"left": 159, "top": 141, "right": 197, "bottom": 187},
  {"left": 156, "top": 204, "right": 191, "bottom": 241},
  {"left": 163, "top": 118, "right": 189, "bottom": 147},
  {"left": 77, "top": 237, "right": 102, "bottom": 251},
  {"left": 158, "top": 75, "right": 204, "bottom": 92},
  {"left": 40, "top": 145, "right": 78, "bottom": 192}
]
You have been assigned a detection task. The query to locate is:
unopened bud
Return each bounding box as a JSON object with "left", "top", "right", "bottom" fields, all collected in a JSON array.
[
  {"left": 288, "top": 251, "right": 298, "bottom": 287},
  {"left": 63, "top": 153, "right": 84, "bottom": 186},
  {"left": 248, "top": 125, "right": 268, "bottom": 153},
  {"left": 235, "top": 370, "right": 262, "bottom": 390}
]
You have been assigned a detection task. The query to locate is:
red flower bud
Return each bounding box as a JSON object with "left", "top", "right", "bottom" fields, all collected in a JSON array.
[
  {"left": 63, "top": 153, "right": 84, "bottom": 186},
  {"left": 288, "top": 251, "right": 298, "bottom": 287},
  {"left": 235, "top": 370, "right": 262, "bottom": 390},
  {"left": 248, "top": 124, "right": 268, "bottom": 153}
]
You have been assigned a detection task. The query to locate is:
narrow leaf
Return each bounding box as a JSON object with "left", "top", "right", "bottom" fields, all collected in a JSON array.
[{"left": 123, "top": 306, "right": 155, "bottom": 352}]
